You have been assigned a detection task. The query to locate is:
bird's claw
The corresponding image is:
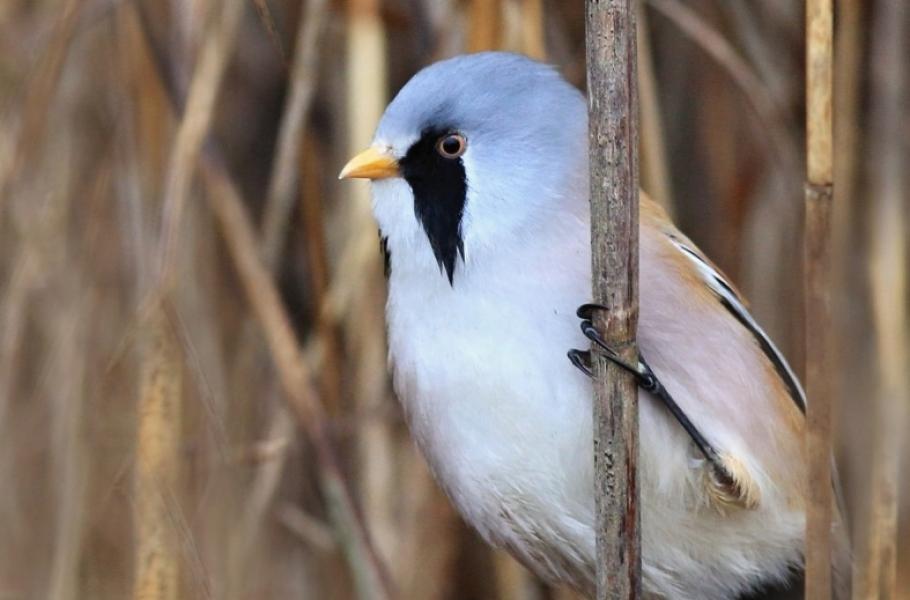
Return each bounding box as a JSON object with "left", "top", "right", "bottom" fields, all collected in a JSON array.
[
  {"left": 576, "top": 302, "right": 606, "bottom": 321},
  {"left": 568, "top": 304, "right": 601, "bottom": 379},
  {"left": 567, "top": 349, "right": 593, "bottom": 377}
]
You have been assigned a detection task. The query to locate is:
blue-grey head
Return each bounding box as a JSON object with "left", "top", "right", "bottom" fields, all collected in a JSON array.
[{"left": 339, "top": 52, "right": 587, "bottom": 284}]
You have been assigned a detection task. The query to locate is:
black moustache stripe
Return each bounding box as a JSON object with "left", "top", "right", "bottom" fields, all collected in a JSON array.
[
  {"left": 379, "top": 233, "right": 391, "bottom": 278},
  {"left": 399, "top": 126, "right": 467, "bottom": 285}
]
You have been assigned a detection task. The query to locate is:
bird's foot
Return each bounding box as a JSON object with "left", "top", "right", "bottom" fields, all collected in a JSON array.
[
  {"left": 703, "top": 453, "right": 761, "bottom": 514},
  {"left": 568, "top": 303, "right": 655, "bottom": 387}
]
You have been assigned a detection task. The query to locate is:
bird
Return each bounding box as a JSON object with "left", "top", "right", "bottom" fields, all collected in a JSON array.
[{"left": 339, "top": 52, "right": 848, "bottom": 599}]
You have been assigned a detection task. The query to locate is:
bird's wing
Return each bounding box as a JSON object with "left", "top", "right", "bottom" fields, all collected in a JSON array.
[
  {"left": 634, "top": 196, "right": 812, "bottom": 511},
  {"left": 666, "top": 236, "right": 806, "bottom": 414},
  {"left": 641, "top": 198, "right": 807, "bottom": 415},
  {"left": 645, "top": 203, "right": 850, "bottom": 578}
]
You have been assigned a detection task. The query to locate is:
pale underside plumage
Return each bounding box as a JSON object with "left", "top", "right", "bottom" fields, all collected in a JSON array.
[{"left": 366, "top": 53, "right": 847, "bottom": 599}]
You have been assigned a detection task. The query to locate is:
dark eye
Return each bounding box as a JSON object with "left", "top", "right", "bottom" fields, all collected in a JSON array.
[{"left": 436, "top": 133, "right": 467, "bottom": 159}]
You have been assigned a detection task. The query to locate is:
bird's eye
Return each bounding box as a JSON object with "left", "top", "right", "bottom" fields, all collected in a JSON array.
[{"left": 436, "top": 133, "right": 467, "bottom": 159}]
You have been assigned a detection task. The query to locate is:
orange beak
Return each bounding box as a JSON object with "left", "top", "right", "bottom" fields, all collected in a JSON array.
[{"left": 338, "top": 147, "right": 400, "bottom": 180}]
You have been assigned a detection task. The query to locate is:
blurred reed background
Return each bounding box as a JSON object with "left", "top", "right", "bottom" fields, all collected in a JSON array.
[{"left": 0, "top": 0, "right": 907, "bottom": 598}]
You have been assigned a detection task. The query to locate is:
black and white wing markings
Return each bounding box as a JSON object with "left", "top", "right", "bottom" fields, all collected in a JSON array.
[{"left": 668, "top": 236, "right": 807, "bottom": 414}]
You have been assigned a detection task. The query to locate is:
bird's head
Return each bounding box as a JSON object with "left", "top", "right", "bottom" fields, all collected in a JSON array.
[{"left": 340, "top": 52, "right": 587, "bottom": 284}]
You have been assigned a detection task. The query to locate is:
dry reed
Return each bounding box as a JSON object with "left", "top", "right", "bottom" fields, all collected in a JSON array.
[
  {"left": 803, "top": 0, "right": 835, "bottom": 598},
  {"left": 132, "top": 309, "right": 183, "bottom": 600},
  {"left": 857, "top": 2, "right": 908, "bottom": 598},
  {"left": 586, "top": 1, "right": 642, "bottom": 598},
  {"left": 0, "top": 2, "right": 906, "bottom": 599},
  {"left": 468, "top": 0, "right": 503, "bottom": 53}
]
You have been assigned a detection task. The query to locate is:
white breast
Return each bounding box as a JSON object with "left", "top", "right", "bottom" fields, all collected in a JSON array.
[{"left": 384, "top": 211, "right": 600, "bottom": 582}]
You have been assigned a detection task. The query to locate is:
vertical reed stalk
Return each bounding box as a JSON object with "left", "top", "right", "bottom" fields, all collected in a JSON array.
[
  {"left": 859, "top": 2, "right": 907, "bottom": 598},
  {"left": 133, "top": 309, "right": 183, "bottom": 600},
  {"left": 586, "top": 1, "right": 641, "bottom": 599},
  {"left": 829, "top": 5, "right": 862, "bottom": 594},
  {"left": 47, "top": 332, "right": 88, "bottom": 600},
  {"left": 830, "top": 0, "right": 862, "bottom": 464},
  {"left": 830, "top": 0, "right": 862, "bottom": 270},
  {"left": 520, "top": 0, "right": 545, "bottom": 59},
  {"left": 803, "top": 0, "right": 835, "bottom": 598},
  {"left": 468, "top": 0, "right": 502, "bottom": 52}
]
